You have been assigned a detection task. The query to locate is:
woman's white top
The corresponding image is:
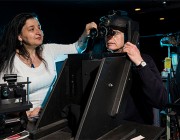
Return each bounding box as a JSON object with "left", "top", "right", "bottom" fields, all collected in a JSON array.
[{"left": 0, "top": 42, "right": 82, "bottom": 111}]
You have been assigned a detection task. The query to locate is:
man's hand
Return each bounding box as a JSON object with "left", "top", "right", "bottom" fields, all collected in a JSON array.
[{"left": 123, "top": 42, "right": 144, "bottom": 66}]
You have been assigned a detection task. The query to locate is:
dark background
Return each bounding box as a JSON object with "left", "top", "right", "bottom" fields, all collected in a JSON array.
[{"left": 0, "top": 0, "right": 180, "bottom": 72}]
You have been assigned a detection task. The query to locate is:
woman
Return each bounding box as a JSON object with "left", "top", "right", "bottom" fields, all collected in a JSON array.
[{"left": 0, "top": 12, "right": 97, "bottom": 118}]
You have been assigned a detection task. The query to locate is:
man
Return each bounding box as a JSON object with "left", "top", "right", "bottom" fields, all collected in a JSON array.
[{"left": 87, "top": 10, "right": 168, "bottom": 125}]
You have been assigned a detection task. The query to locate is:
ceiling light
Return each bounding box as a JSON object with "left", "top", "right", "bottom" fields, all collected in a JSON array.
[
  {"left": 135, "top": 8, "right": 141, "bottom": 11},
  {"left": 162, "top": 0, "right": 166, "bottom": 4},
  {"left": 160, "top": 17, "right": 165, "bottom": 20}
]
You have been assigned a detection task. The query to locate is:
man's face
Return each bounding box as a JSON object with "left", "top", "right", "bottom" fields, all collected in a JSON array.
[{"left": 105, "top": 29, "right": 124, "bottom": 51}]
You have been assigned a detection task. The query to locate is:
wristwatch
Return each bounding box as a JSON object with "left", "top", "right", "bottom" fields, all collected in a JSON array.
[{"left": 136, "top": 61, "right": 147, "bottom": 68}]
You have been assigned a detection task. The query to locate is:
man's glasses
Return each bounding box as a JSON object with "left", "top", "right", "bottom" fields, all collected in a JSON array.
[
  {"left": 112, "top": 30, "right": 122, "bottom": 36},
  {"left": 107, "top": 29, "right": 122, "bottom": 37}
]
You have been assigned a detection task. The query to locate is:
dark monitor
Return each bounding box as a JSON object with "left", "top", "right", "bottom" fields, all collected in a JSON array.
[
  {"left": 29, "top": 59, "right": 71, "bottom": 139},
  {"left": 67, "top": 53, "right": 132, "bottom": 140},
  {"left": 29, "top": 53, "right": 132, "bottom": 139}
]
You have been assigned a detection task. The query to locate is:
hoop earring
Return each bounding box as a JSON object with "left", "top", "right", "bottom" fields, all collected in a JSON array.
[{"left": 20, "top": 41, "right": 22, "bottom": 46}]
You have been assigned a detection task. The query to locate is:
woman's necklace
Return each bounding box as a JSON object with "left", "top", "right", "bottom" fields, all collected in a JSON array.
[
  {"left": 17, "top": 54, "right": 36, "bottom": 68},
  {"left": 31, "top": 63, "right": 35, "bottom": 68},
  {"left": 30, "top": 55, "right": 36, "bottom": 68},
  {"left": 16, "top": 49, "right": 39, "bottom": 68}
]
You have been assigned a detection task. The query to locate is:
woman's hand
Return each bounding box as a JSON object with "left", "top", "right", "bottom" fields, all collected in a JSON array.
[
  {"left": 26, "top": 107, "right": 42, "bottom": 118},
  {"left": 77, "top": 22, "right": 98, "bottom": 52},
  {"left": 79, "top": 22, "right": 97, "bottom": 41},
  {"left": 83, "top": 22, "right": 97, "bottom": 36}
]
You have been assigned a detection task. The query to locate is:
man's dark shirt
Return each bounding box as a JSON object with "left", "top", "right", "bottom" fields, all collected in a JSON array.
[{"left": 123, "top": 53, "right": 168, "bottom": 125}]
